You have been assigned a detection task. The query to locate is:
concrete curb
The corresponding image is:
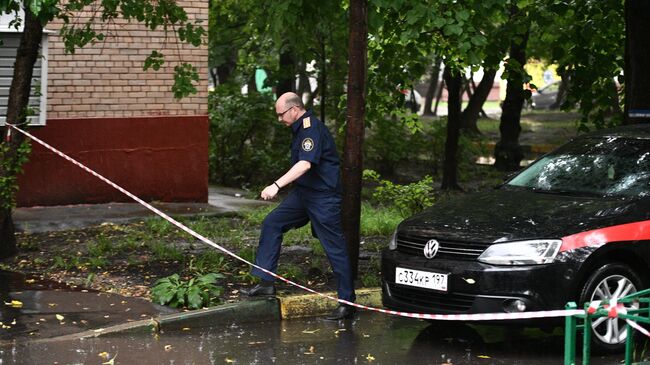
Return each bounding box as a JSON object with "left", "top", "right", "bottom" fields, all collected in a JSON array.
[
  {"left": 32, "top": 288, "right": 383, "bottom": 343},
  {"left": 278, "top": 288, "right": 382, "bottom": 319},
  {"left": 33, "top": 298, "right": 279, "bottom": 343}
]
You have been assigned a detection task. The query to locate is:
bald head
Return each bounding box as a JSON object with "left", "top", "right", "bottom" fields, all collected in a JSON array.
[
  {"left": 275, "top": 92, "right": 305, "bottom": 126},
  {"left": 276, "top": 92, "right": 304, "bottom": 111}
]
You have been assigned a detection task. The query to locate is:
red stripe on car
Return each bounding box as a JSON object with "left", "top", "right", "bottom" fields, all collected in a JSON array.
[{"left": 560, "top": 220, "right": 650, "bottom": 252}]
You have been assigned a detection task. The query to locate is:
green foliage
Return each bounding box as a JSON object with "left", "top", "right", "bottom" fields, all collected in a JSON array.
[
  {"left": 310, "top": 241, "right": 325, "bottom": 257},
  {"left": 208, "top": 87, "right": 290, "bottom": 187},
  {"left": 360, "top": 271, "right": 381, "bottom": 287},
  {"left": 364, "top": 170, "right": 434, "bottom": 217},
  {"left": 530, "top": 0, "right": 624, "bottom": 129},
  {"left": 189, "top": 251, "right": 230, "bottom": 276},
  {"left": 149, "top": 242, "right": 184, "bottom": 262},
  {"left": 278, "top": 264, "right": 305, "bottom": 282},
  {"left": 51, "top": 254, "right": 81, "bottom": 271},
  {"left": 86, "top": 256, "right": 109, "bottom": 269},
  {"left": 233, "top": 246, "right": 258, "bottom": 284},
  {"left": 172, "top": 63, "right": 200, "bottom": 99},
  {"left": 241, "top": 204, "right": 276, "bottom": 226},
  {"left": 143, "top": 217, "right": 176, "bottom": 237},
  {"left": 151, "top": 273, "right": 224, "bottom": 309},
  {"left": 364, "top": 114, "right": 427, "bottom": 175},
  {"left": 0, "top": 140, "right": 31, "bottom": 209},
  {"left": 359, "top": 202, "right": 403, "bottom": 236}
]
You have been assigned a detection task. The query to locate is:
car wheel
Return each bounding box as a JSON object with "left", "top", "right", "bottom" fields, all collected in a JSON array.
[{"left": 578, "top": 263, "right": 642, "bottom": 353}]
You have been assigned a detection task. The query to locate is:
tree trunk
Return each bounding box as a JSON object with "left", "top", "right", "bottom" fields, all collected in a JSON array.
[
  {"left": 423, "top": 58, "right": 442, "bottom": 116},
  {"left": 276, "top": 48, "right": 295, "bottom": 98},
  {"left": 209, "top": 68, "right": 218, "bottom": 88},
  {"left": 494, "top": 29, "right": 529, "bottom": 172},
  {"left": 549, "top": 70, "right": 570, "bottom": 110},
  {"left": 460, "top": 69, "right": 497, "bottom": 134},
  {"left": 0, "top": 9, "right": 43, "bottom": 258},
  {"left": 432, "top": 77, "right": 444, "bottom": 116},
  {"left": 441, "top": 67, "right": 462, "bottom": 191},
  {"left": 624, "top": 0, "right": 650, "bottom": 124},
  {"left": 297, "top": 61, "right": 311, "bottom": 106},
  {"left": 341, "top": 0, "right": 367, "bottom": 281},
  {"left": 319, "top": 39, "right": 327, "bottom": 123}
]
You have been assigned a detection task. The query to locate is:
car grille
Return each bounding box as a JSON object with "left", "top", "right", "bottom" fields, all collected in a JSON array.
[
  {"left": 387, "top": 283, "right": 475, "bottom": 312},
  {"left": 396, "top": 233, "right": 490, "bottom": 260}
]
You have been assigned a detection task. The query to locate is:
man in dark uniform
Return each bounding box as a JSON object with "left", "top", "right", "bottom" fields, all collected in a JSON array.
[{"left": 242, "top": 92, "right": 356, "bottom": 320}]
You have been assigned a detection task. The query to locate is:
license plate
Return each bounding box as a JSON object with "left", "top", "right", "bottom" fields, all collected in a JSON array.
[{"left": 395, "top": 267, "right": 448, "bottom": 291}]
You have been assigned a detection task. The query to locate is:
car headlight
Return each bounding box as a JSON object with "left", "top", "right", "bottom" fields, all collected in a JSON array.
[
  {"left": 477, "top": 239, "right": 562, "bottom": 265},
  {"left": 389, "top": 230, "right": 398, "bottom": 250}
]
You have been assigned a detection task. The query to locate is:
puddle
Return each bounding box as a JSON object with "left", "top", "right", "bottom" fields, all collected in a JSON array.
[
  {"left": 0, "top": 270, "right": 172, "bottom": 342},
  {"left": 1, "top": 310, "right": 629, "bottom": 364}
]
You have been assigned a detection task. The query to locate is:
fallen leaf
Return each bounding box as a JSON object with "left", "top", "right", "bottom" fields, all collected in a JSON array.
[
  {"left": 225, "top": 358, "right": 234, "bottom": 363},
  {"left": 302, "top": 329, "right": 320, "bottom": 334},
  {"left": 478, "top": 355, "right": 491, "bottom": 359},
  {"left": 25, "top": 279, "right": 36, "bottom": 284},
  {"left": 98, "top": 352, "right": 110, "bottom": 360},
  {"left": 5, "top": 300, "right": 23, "bottom": 308},
  {"left": 48, "top": 303, "right": 57, "bottom": 307},
  {"left": 101, "top": 352, "right": 118, "bottom": 365},
  {"left": 56, "top": 314, "right": 64, "bottom": 321},
  {"left": 366, "top": 354, "right": 375, "bottom": 362},
  {"left": 182, "top": 327, "right": 191, "bottom": 331}
]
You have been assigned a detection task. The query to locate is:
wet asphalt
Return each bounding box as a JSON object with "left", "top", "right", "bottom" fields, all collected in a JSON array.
[{"left": 1, "top": 310, "right": 626, "bottom": 365}]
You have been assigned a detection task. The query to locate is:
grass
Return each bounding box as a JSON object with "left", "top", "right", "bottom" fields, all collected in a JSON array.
[{"left": 476, "top": 114, "right": 581, "bottom": 135}]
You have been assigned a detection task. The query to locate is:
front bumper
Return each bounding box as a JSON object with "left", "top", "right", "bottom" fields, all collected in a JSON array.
[{"left": 381, "top": 249, "right": 578, "bottom": 316}]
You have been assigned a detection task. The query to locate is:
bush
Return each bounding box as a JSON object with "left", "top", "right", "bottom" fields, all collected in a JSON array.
[
  {"left": 151, "top": 273, "right": 224, "bottom": 309},
  {"left": 208, "top": 86, "right": 290, "bottom": 188},
  {"left": 363, "top": 170, "right": 434, "bottom": 217},
  {"left": 364, "top": 113, "right": 427, "bottom": 176}
]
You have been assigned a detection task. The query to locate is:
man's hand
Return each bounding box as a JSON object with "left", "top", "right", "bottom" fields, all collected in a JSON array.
[{"left": 261, "top": 184, "right": 279, "bottom": 200}]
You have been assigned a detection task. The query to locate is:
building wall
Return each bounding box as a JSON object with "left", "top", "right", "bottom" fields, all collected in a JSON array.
[
  {"left": 45, "top": 1, "right": 208, "bottom": 118},
  {"left": 16, "top": 1, "right": 209, "bottom": 207}
]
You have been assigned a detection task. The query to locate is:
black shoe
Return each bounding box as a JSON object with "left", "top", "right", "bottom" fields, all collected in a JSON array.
[
  {"left": 241, "top": 283, "right": 276, "bottom": 297},
  {"left": 324, "top": 304, "right": 356, "bottom": 320}
]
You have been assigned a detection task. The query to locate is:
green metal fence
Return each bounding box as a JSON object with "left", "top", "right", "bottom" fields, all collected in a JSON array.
[{"left": 565, "top": 288, "right": 650, "bottom": 365}]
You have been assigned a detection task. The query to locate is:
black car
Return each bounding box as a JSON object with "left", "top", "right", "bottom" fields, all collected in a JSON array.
[{"left": 381, "top": 123, "right": 650, "bottom": 352}]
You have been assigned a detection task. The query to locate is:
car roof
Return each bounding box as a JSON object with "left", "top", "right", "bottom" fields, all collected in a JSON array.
[{"left": 579, "top": 122, "right": 650, "bottom": 140}]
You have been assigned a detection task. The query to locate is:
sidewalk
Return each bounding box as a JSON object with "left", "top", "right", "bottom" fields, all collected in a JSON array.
[{"left": 13, "top": 186, "right": 268, "bottom": 233}]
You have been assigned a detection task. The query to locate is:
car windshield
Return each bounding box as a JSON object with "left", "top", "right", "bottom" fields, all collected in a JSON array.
[{"left": 506, "top": 136, "right": 650, "bottom": 198}]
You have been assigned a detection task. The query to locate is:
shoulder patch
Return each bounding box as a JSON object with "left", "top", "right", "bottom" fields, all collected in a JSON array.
[
  {"left": 302, "top": 138, "right": 314, "bottom": 152},
  {"left": 302, "top": 117, "right": 311, "bottom": 129}
]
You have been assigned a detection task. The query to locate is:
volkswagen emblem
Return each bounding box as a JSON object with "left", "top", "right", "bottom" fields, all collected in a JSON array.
[{"left": 423, "top": 239, "right": 440, "bottom": 259}]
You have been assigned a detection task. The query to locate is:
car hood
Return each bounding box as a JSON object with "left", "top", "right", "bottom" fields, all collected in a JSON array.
[{"left": 399, "top": 189, "right": 646, "bottom": 243}]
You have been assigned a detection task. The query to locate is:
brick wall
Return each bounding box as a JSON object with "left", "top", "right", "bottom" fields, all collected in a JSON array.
[{"left": 45, "top": 0, "right": 208, "bottom": 118}]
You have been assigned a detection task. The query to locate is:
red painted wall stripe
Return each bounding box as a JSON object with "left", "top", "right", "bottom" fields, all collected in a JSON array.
[
  {"left": 16, "top": 116, "right": 208, "bottom": 207},
  {"left": 560, "top": 220, "right": 650, "bottom": 252}
]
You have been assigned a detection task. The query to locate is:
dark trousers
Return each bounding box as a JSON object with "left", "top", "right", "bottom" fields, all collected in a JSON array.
[{"left": 252, "top": 187, "right": 356, "bottom": 302}]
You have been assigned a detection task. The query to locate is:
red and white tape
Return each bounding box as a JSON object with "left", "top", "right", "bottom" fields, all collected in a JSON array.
[{"left": 8, "top": 124, "right": 590, "bottom": 321}]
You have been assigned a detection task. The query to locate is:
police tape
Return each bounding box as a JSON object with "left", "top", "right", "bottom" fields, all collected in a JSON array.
[{"left": 8, "top": 124, "right": 591, "bottom": 321}]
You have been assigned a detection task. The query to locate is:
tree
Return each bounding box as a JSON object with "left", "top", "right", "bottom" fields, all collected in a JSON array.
[
  {"left": 440, "top": 67, "right": 462, "bottom": 190},
  {"left": 551, "top": 0, "right": 624, "bottom": 129},
  {"left": 341, "top": 0, "right": 367, "bottom": 280},
  {"left": 0, "top": 0, "right": 205, "bottom": 258},
  {"left": 624, "top": 0, "right": 650, "bottom": 124},
  {"left": 494, "top": 6, "right": 530, "bottom": 171}
]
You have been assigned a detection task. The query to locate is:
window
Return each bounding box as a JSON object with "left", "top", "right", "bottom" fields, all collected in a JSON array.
[{"left": 0, "top": 12, "right": 48, "bottom": 126}]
